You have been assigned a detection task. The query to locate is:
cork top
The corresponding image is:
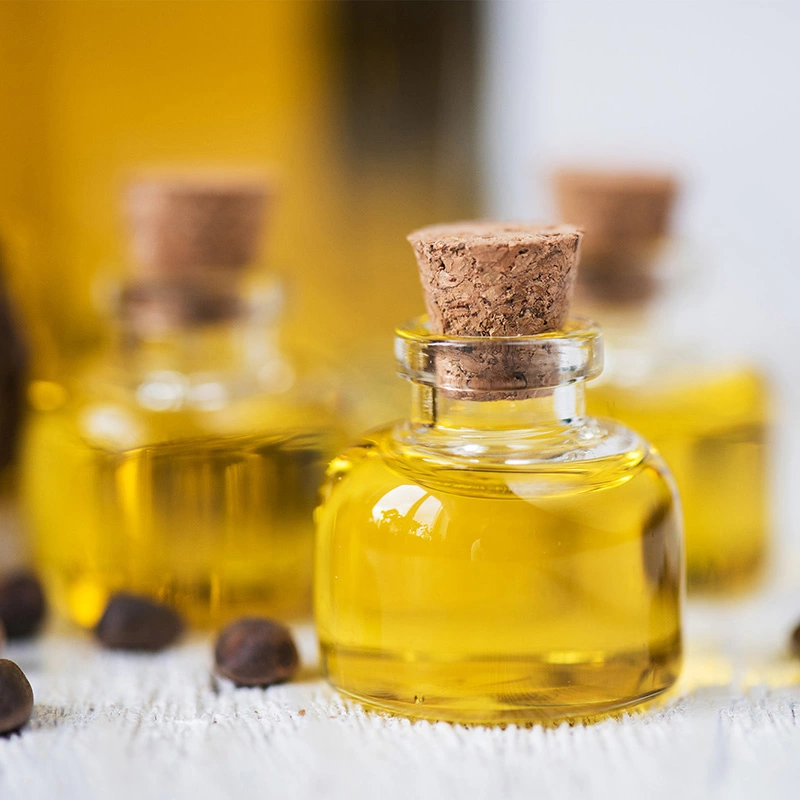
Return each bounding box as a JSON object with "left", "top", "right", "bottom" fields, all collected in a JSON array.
[
  {"left": 407, "top": 222, "right": 583, "bottom": 337},
  {"left": 553, "top": 169, "right": 678, "bottom": 306},
  {"left": 124, "top": 172, "right": 272, "bottom": 281},
  {"left": 554, "top": 169, "right": 677, "bottom": 247}
]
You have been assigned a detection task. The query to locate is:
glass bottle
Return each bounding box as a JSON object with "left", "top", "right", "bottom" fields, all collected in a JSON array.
[
  {"left": 315, "top": 223, "right": 683, "bottom": 724},
  {"left": 554, "top": 170, "right": 770, "bottom": 592},
  {"left": 21, "top": 175, "right": 344, "bottom": 628}
]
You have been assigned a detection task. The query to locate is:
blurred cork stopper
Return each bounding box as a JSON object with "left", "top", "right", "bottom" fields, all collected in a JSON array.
[
  {"left": 124, "top": 172, "right": 272, "bottom": 281},
  {"left": 553, "top": 169, "right": 678, "bottom": 305},
  {"left": 120, "top": 171, "right": 272, "bottom": 331},
  {"left": 407, "top": 222, "right": 583, "bottom": 398}
]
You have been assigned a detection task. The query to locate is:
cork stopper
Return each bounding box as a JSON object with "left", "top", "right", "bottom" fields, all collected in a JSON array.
[
  {"left": 406, "top": 222, "right": 583, "bottom": 399},
  {"left": 120, "top": 171, "right": 272, "bottom": 331},
  {"left": 407, "top": 222, "right": 583, "bottom": 337},
  {"left": 553, "top": 169, "right": 678, "bottom": 305},
  {"left": 124, "top": 172, "right": 271, "bottom": 282}
]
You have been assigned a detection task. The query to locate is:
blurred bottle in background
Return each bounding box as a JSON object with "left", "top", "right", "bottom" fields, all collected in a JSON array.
[
  {"left": 554, "top": 170, "right": 770, "bottom": 593},
  {"left": 0, "top": 1, "right": 479, "bottom": 429},
  {"left": 21, "top": 173, "right": 344, "bottom": 628}
]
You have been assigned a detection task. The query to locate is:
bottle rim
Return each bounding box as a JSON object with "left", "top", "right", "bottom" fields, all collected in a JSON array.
[{"left": 394, "top": 316, "right": 603, "bottom": 395}]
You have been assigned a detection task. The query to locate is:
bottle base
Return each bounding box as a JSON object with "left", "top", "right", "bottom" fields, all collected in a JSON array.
[
  {"left": 321, "top": 641, "right": 681, "bottom": 725},
  {"left": 332, "top": 685, "right": 672, "bottom": 726}
]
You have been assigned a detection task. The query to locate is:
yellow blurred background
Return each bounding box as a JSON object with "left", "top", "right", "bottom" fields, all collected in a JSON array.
[
  {"left": 4, "top": 0, "right": 800, "bottom": 568},
  {"left": 0, "top": 0, "right": 478, "bottom": 379}
]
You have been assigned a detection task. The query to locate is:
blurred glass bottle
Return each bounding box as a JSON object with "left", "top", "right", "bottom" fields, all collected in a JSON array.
[
  {"left": 21, "top": 173, "right": 344, "bottom": 628},
  {"left": 554, "top": 170, "right": 769, "bottom": 592}
]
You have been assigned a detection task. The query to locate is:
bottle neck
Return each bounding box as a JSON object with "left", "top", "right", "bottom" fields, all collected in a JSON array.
[
  {"left": 119, "top": 316, "right": 280, "bottom": 374},
  {"left": 395, "top": 316, "right": 602, "bottom": 438},
  {"left": 110, "top": 277, "right": 286, "bottom": 379},
  {"left": 410, "top": 382, "right": 586, "bottom": 432}
]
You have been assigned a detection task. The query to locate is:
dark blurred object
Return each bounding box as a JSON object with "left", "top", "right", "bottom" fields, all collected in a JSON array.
[
  {"left": 791, "top": 621, "right": 800, "bottom": 658},
  {"left": 0, "top": 572, "right": 45, "bottom": 639},
  {"left": 554, "top": 170, "right": 678, "bottom": 306},
  {"left": 0, "top": 251, "right": 27, "bottom": 471},
  {"left": 336, "top": 1, "right": 478, "bottom": 182},
  {"left": 95, "top": 593, "right": 184, "bottom": 651}
]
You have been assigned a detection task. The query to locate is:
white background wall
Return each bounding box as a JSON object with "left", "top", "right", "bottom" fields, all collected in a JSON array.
[{"left": 481, "top": 0, "right": 800, "bottom": 559}]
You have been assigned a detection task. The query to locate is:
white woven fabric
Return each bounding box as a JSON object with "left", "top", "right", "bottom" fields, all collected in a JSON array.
[{"left": 1, "top": 591, "right": 799, "bottom": 800}]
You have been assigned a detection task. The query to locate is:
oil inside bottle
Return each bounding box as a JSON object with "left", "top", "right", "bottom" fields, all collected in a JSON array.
[
  {"left": 589, "top": 367, "right": 768, "bottom": 592},
  {"left": 24, "top": 379, "right": 338, "bottom": 627},
  {"left": 315, "top": 414, "right": 682, "bottom": 723}
]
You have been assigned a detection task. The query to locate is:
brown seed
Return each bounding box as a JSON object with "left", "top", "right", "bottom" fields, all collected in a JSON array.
[
  {"left": 0, "top": 659, "right": 33, "bottom": 735},
  {"left": 0, "top": 572, "right": 46, "bottom": 639},
  {"left": 95, "top": 593, "right": 184, "bottom": 651},
  {"left": 790, "top": 622, "right": 800, "bottom": 658},
  {"left": 215, "top": 618, "right": 299, "bottom": 687}
]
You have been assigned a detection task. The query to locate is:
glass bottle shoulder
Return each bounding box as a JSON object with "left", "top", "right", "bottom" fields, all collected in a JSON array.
[
  {"left": 593, "top": 342, "right": 769, "bottom": 437},
  {"left": 594, "top": 314, "right": 769, "bottom": 413},
  {"left": 321, "top": 415, "right": 673, "bottom": 505},
  {"left": 26, "top": 344, "right": 344, "bottom": 454}
]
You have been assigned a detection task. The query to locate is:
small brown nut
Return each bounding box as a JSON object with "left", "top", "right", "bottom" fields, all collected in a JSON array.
[
  {"left": 215, "top": 618, "right": 299, "bottom": 687},
  {"left": 0, "top": 659, "right": 34, "bottom": 735},
  {"left": 790, "top": 621, "right": 800, "bottom": 658},
  {"left": 95, "top": 593, "right": 184, "bottom": 651},
  {"left": 0, "top": 572, "right": 46, "bottom": 639}
]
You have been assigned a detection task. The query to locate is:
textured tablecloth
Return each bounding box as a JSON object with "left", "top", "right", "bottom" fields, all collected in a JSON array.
[{"left": 1, "top": 587, "right": 800, "bottom": 800}]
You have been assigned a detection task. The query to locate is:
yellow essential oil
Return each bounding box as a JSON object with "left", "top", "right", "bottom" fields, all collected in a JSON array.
[
  {"left": 315, "top": 314, "right": 683, "bottom": 724},
  {"left": 21, "top": 174, "right": 343, "bottom": 627},
  {"left": 589, "top": 367, "right": 768, "bottom": 592},
  {"left": 24, "top": 376, "right": 339, "bottom": 628}
]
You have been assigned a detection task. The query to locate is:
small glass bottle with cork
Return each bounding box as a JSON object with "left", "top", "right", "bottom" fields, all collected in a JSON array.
[
  {"left": 554, "top": 170, "right": 770, "bottom": 593},
  {"left": 314, "top": 222, "right": 683, "bottom": 724},
  {"left": 21, "top": 172, "right": 344, "bottom": 628}
]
